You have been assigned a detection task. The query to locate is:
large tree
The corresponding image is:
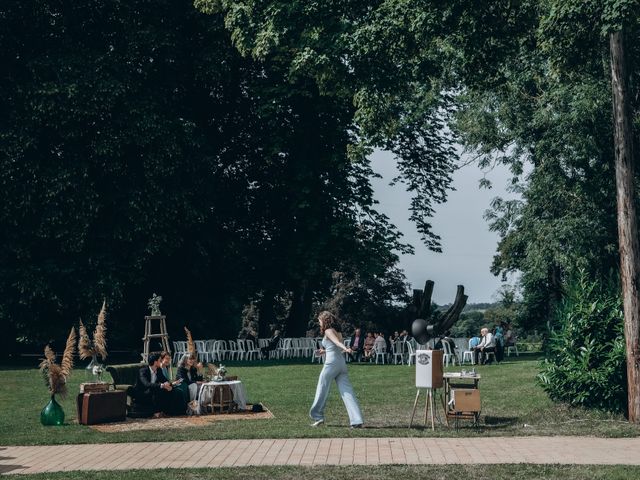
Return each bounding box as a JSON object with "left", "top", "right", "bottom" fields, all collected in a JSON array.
[
  {"left": 200, "top": 0, "right": 640, "bottom": 419},
  {"left": 0, "top": 0, "right": 411, "bottom": 348}
]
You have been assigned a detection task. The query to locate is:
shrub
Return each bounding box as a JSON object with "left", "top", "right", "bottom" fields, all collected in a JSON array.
[{"left": 537, "top": 272, "right": 627, "bottom": 413}]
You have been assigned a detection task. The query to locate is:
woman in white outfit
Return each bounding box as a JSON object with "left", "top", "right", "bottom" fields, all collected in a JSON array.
[{"left": 309, "top": 311, "right": 364, "bottom": 428}]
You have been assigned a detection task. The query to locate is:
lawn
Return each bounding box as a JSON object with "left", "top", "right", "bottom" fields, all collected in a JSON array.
[{"left": 1, "top": 356, "right": 638, "bottom": 446}]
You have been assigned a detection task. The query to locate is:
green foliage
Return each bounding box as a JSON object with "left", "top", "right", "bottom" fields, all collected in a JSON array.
[
  {"left": 450, "top": 310, "right": 485, "bottom": 338},
  {"left": 538, "top": 272, "right": 627, "bottom": 413},
  {"left": 195, "top": 0, "right": 458, "bottom": 250},
  {"left": 454, "top": 0, "right": 639, "bottom": 331}
]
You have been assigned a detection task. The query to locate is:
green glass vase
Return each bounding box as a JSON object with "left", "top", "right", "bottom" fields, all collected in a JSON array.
[{"left": 40, "top": 395, "right": 65, "bottom": 426}]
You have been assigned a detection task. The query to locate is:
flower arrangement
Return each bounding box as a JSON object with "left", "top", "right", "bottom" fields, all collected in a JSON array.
[
  {"left": 148, "top": 293, "right": 163, "bottom": 316},
  {"left": 78, "top": 300, "right": 108, "bottom": 364},
  {"left": 214, "top": 364, "right": 227, "bottom": 381},
  {"left": 91, "top": 364, "right": 104, "bottom": 381},
  {"left": 39, "top": 327, "right": 76, "bottom": 398}
]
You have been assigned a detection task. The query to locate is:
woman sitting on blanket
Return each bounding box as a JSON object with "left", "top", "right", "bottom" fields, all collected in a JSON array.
[{"left": 176, "top": 354, "right": 204, "bottom": 402}]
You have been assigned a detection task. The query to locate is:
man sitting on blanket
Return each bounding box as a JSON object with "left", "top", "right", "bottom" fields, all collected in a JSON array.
[{"left": 131, "top": 353, "right": 185, "bottom": 417}]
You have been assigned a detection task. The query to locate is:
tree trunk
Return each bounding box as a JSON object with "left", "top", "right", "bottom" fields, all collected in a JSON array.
[
  {"left": 257, "top": 292, "right": 276, "bottom": 338},
  {"left": 286, "top": 279, "right": 313, "bottom": 337},
  {"left": 610, "top": 29, "right": 640, "bottom": 423}
]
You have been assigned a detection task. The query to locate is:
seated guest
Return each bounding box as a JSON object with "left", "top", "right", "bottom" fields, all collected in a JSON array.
[
  {"left": 363, "top": 332, "right": 375, "bottom": 359},
  {"left": 176, "top": 354, "right": 204, "bottom": 402},
  {"left": 350, "top": 328, "right": 365, "bottom": 362},
  {"left": 131, "top": 353, "right": 184, "bottom": 417},
  {"left": 159, "top": 351, "right": 172, "bottom": 380},
  {"left": 473, "top": 328, "right": 496, "bottom": 365},
  {"left": 373, "top": 332, "right": 387, "bottom": 355},
  {"left": 435, "top": 330, "right": 456, "bottom": 354},
  {"left": 261, "top": 329, "right": 281, "bottom": 359},
  {"left": 399, "top": 329, "right": 410, "bottom": 342},
  {"left": 504, "top": 322, "right": 516, "bottom": 347},
  {"left": 246, "top": 329, "right": 257, "bottom": 346}
]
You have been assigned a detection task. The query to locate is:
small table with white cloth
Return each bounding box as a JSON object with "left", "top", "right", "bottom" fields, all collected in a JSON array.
[{"left": 196, "top": 380, "right": 248, "bottom": 414}]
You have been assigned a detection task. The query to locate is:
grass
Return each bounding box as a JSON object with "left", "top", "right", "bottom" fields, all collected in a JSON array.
[
  {"left": 5, "top": 465, "right": 640, "bottom": 480},
  {"left": 1, "top": 356, "right": 638, "bottom": 446}
]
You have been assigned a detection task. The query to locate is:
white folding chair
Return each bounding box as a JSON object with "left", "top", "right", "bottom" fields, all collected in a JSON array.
[
  {"left": 406, "top": 342, "right": 416, "bottom": 366},
  {"left": 442, "top": 341, "right": 457, "bottom": 367},
  {"left": 244, "top": 339, "right": 260, "bottom": 361},
  {"left": 194, "top": 340, "right": 208, "bottom": 362},
  {"left": 373, "top": 344, "right": 386, "bottom": 364},
  {"left": 462, "top": 338, "right": 476, "bottom": 365},
  {"left": 277, "top": 338, "right": 292, "bottom": 359},
  {"left": 172, "top": 341, "right": 187, "bottom": 365},
  {"left": 204, "top": 339, "right": 216, "bottom": 363},
  {"left": 227, "top": 340, "right": 239, "bottom": 360},
  {"left": 392, "top": 339, "right": 405, "bottom": 365}
]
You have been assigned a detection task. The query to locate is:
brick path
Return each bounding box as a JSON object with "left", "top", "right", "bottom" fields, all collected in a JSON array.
[{"left": 2, "top": 436, "right": 640, "bottom": 475}]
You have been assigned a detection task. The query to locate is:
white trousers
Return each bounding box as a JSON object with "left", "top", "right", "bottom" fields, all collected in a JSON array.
[{"left": 309, "top": 361, "right": 363, "bottom": 426}]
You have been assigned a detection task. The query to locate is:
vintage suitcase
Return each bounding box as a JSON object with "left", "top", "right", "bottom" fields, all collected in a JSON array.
[{"left": 76, "top": 390, "right": 127, "bottom": 425}]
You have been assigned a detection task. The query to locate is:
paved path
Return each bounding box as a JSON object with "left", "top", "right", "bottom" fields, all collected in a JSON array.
[{"left": 2, "top": 436, "right": 640, "bottom": 475}]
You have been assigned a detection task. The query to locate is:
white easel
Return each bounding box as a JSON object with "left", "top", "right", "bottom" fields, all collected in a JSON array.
[{"left": 409, "top": 349, "right": 444, "bottom": 430}]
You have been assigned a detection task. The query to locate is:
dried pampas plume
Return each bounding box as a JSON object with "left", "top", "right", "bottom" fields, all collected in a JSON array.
[
  {"left": 184, "top": 326, "right": 197, "bottom": 359},
  {"left": 39, "top": 328, "right": 75, "bottom": 399},
  {"left": 60, "top": 327, "right": 76, "bottom": 377},
  {"left": 93, "top": 300, "right": 108, "bottom": 360},
  {"left": 78, "top": 300, "right": 108, "bottom": 362},
  {"left": 78, "top": 319, "right": 94, "bottom": 360}
]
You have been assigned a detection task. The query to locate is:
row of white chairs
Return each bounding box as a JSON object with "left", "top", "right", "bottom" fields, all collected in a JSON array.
[
  {"left": 172, "top": 337, "right": 323, "bottom": 365},
  {"left": 172, "top": 336, "right": 516, "bottom": 367}
]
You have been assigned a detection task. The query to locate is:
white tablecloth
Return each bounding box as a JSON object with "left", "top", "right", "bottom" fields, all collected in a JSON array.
[{"left": 197, "top": 380, "right": 248, "bottom": 411}]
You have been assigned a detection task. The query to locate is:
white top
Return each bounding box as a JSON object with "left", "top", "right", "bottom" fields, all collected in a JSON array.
[{"left": 479, "top": 332, "right": 495, "bottom": 348}]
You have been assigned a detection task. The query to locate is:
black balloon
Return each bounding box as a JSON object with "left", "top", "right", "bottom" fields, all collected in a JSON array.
[{"left": 411, "top": 318, "right": 432, "bottom": 345}]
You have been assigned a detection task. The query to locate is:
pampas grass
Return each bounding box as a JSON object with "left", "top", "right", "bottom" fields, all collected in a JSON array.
[
  {"left": 94, "top": 300, "right": 108, "bottom": 360},
  {"left": 60, "top": 327, "right": 76, "bottom": 377},
  {"left": 78, "top": 319, "right": 94, "bottom": 360},
  {"left": 39, "top": 327, "right": 76, "bottom": 398},
  {"left": 184, "top": 326, "right": 197, "bottom": 358},
  {"left": 78, "top": 300, "right": 108, "bottom": 362}
]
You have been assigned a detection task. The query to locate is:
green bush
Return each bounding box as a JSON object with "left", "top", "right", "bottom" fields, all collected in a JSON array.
[{"left": 538, "top": 272, "right": 627, "bottom": 413}]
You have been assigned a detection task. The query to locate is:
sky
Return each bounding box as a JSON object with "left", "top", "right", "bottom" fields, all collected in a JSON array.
[{"left": 370, "top": 150, "right": 519, "bottom": 305}]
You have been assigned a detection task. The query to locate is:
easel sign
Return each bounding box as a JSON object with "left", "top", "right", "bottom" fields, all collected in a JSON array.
[{"left": 409, "top": 349, "right": 444, "bottom": 430}]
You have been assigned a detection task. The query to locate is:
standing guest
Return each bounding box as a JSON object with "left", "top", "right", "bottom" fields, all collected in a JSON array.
[
  {"left": 261, "top": 329, "right": 281, "bottom": 359},
  {"left": 350, "top": 328, "right": 365, "bottom": 362},
  {"left": 309, "top": 311, "right": 364, "bottom": 428},
  {"left": 494, "top": 322, "right": 505, "bottom": 362},
  {"left": 132, "top": 353, "right": 182, "bottom": 417},
  {"left": 473, "top": 328, "right": 496, "bottom": 365}
]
